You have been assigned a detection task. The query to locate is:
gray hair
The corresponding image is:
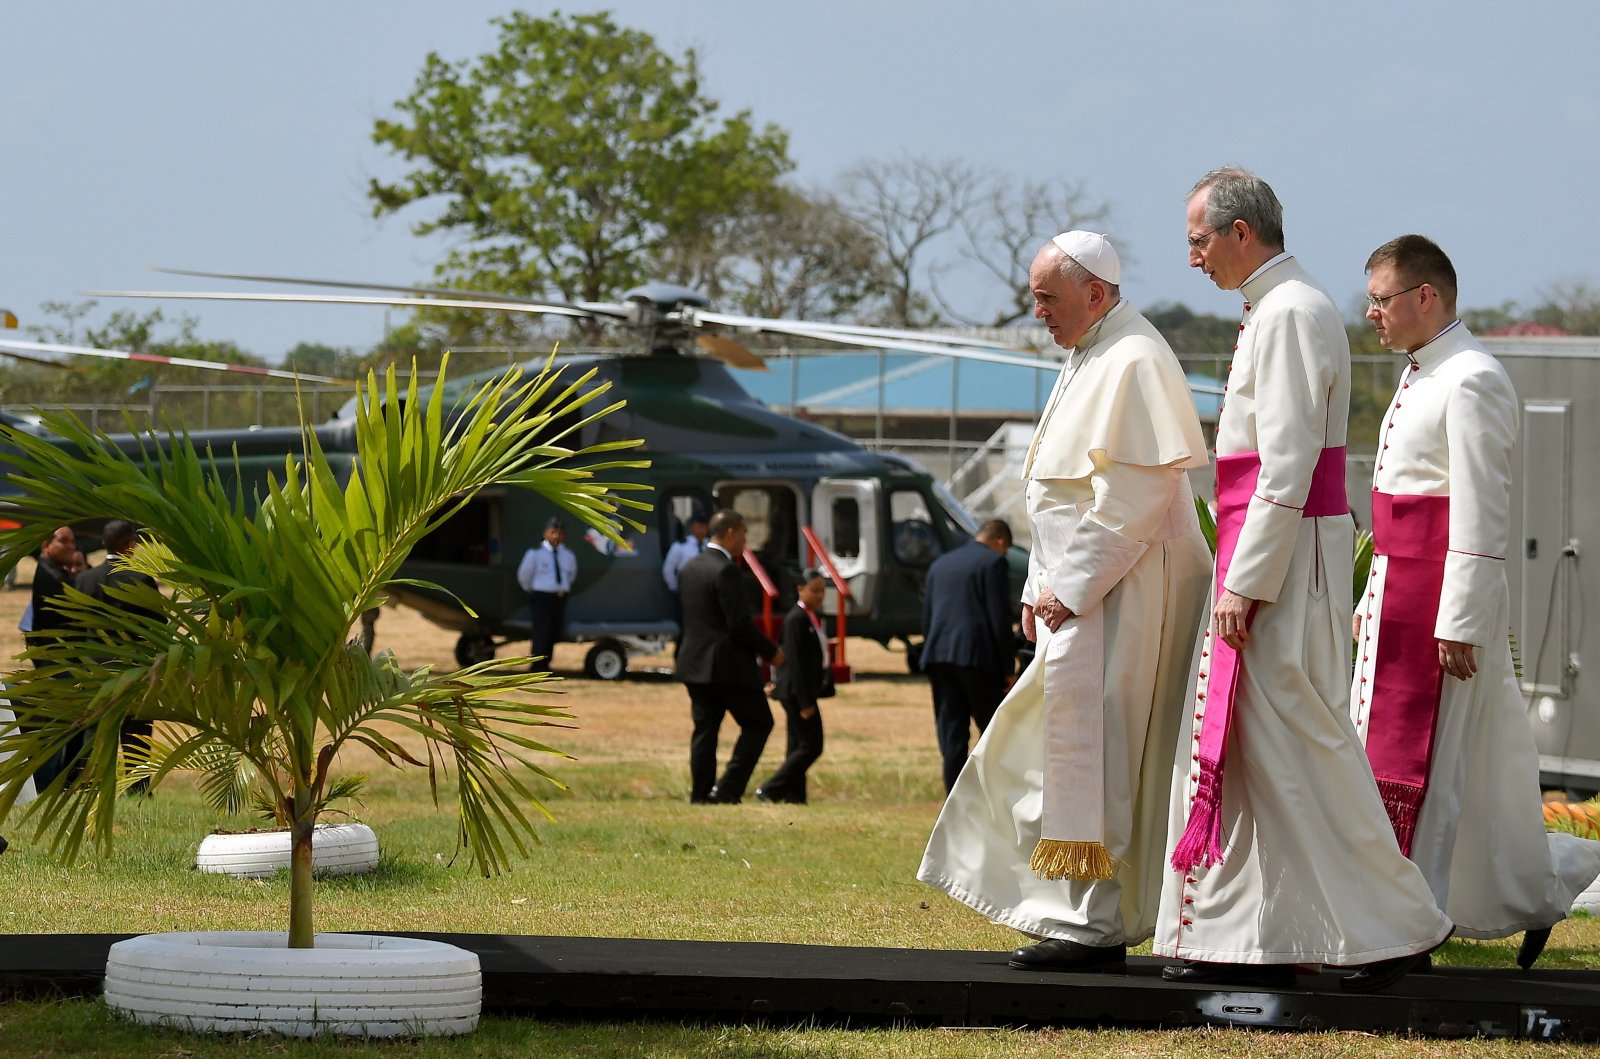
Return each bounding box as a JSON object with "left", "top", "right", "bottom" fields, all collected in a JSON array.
[
  {"left": 1188, "top": 166, "right": 1285, "bottom": 250},
  {"left": 1057, "top": 253, "right": 1121, "bottom": 299}
]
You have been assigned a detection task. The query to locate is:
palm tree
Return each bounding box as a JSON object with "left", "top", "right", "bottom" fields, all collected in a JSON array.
[{"left": 0, "top": 357, "right": 646, "bottom": 947}]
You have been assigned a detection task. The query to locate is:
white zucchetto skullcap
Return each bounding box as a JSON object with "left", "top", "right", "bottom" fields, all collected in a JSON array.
[{"left": 1050, "top": 231, "right": 1121, "bottom": 285}]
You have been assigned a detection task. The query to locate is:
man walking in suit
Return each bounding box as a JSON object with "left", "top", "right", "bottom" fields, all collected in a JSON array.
[
  {"left": 24, "top": 524, "right": 79, "bottom": 790},
  {"left": 919, "top": 519, "right": 1015, "bottom": 792},
  {"left": 77, "top": 518, "right": 165, "bottom": 793},
  {"left": 675, "top": 509, "right": 785, "bottom": 804}
]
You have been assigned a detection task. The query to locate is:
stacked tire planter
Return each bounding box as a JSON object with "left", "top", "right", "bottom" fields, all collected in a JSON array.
[
  {"left": 1574, "top": 875, "right": 1600, "bottom": 916},
  {"left": 103, "top": 932, "right": 481, "bottom": 1036},
  {"left": 195, "top": 822, "right": 379, "bottom": 880}
]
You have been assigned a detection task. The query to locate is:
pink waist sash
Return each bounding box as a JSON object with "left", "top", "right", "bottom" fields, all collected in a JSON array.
[
  {"left": 1362, "top": 490, "right": 1450, "bottom": 856},
  {"left": 1171, "top": 445, "right": 1348, "bottom": 873}
]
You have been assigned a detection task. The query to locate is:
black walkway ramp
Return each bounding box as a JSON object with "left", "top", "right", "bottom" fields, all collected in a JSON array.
[{"left": 1, "top": 933, "right": 1596, "bottom": 1041}]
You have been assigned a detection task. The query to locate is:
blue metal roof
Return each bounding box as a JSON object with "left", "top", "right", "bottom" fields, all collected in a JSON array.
[{"left": 739, "top": 351, "right": 1223, "bottom": 420}]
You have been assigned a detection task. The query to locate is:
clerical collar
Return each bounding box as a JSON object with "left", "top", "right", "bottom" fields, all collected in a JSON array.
[
  {"left": 1238, "top": 252, "right": 1293, "bottom": 299},
  {"left": 1071, "top": 298, "right": 1127, "bottom": 357},
  {"left": 1406, "top": 319, "right": 1463, "bottom": 367}
]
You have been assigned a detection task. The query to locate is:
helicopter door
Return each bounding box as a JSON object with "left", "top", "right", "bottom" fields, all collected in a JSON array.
[{"left": 810, "top": 479, "right": 880, "bottom": 614}]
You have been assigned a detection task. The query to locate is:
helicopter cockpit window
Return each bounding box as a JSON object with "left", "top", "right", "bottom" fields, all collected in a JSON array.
[
  {"left": 890, "top": 489, "right": 944, "bottom": 567},
  {"left": 830, "top": 498, "right": 861, "bottom": 559}
]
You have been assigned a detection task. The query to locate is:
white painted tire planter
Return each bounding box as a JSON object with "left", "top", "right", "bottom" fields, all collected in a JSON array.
[
  {"left": 195, "top": 823, "right": 379, "bottom": 879},
  {"left": 104, "top": 931, "right": 481, "bottom": 1037},
  {"left": 1573, "top": 873, "right": 1600, "bottom": 915}
]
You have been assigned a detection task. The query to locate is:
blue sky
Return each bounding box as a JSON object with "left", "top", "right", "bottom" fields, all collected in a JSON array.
[{"left": 5, "top": 3, "right": 1595, "bottom": 362}]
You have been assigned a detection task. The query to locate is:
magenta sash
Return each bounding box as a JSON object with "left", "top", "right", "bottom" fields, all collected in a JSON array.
[
  {"left": 1362, "top": 490, "right": 1449, "bottom": 856},
  {"left": 1171, "top": 445, "right": 1349, "bottom": 872}
]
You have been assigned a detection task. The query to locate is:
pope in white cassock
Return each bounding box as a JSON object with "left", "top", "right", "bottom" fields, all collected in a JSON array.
[
  {"left": 918, "top": 232, "right": 1212, "bottom": 972},
  {"left": 1154, "top": 169, "right": 1451, "bottom": 994},
  {"left": 1350, "top": 235, "right": 1600, "bottom": 968}
]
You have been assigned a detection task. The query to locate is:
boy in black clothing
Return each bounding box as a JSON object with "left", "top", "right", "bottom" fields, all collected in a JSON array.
[{"left": 756, "top": 571, "right": 831, "bottom": 804}]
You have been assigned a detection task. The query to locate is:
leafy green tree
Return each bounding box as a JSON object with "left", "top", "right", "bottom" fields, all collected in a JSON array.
[
  {"left": 368, "top": 10, "right": 792, "bottom": 328},
  {"left": 0, "top": 357, "right": 648, "bottom": 948},
  {"left": 1530, "top": 278, "right": 1600, "bottom": 335},
  {"left": 12, "top": 302, "right": 275, "bottom": 426},
  {"left": 1145, "top": 302, "right": 1238, "bottom": 362},
  {"left": 283, "top": 341, "right": 361, "bottom": 380},
  {"left": 1460, "top": 300, "right": 1523, "bottom": 335}
]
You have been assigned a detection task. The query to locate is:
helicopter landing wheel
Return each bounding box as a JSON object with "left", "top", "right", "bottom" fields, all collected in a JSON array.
[
  {"left": 454, "top": 632, "right": 496, "bottom": 668},
  {"left": 584, "top": 639, "right": 628, "bottom": 681}
]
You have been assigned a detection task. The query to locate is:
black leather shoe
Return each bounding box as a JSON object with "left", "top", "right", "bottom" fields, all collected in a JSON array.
[
  {"left": 1007, "top": 938, "right": 1126, "bottom": 973},
  {"left": 0, "top": 835, "right": 7, "bottom": 856},
  {"left": 1341, "top": 928, "right": 1455, "bottom": 993},
  {"left": 707, "top": 786, "right": 741, "bottom": 804},
  {"left": 1160, "top": 961, "right": 1296, "bottom": 988},
  {"left": 754, "top": 788, "right": 777, "bottom": 803},
  {"left": 1518, "top": 926, "right": 1552, "bottom": 970}
]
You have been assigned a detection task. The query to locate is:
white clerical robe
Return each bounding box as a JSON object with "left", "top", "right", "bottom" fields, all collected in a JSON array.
[
  {"left": 0, "top": 685, "right": 37, "bottom": 806},
  {"left": 1352, "top": 322, "right": 1600, "bottom": 938},
  {"left": 919, "top": 300, "right": 1211, "bottom": 946},
  {"left": 1153, "top": 255, "right": 1452, "bottom": 965}
]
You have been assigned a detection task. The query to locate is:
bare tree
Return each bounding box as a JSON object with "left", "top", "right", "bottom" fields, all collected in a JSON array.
[
  {"left": 838, "top": 156, "right": 985, "bottom": 327},
  {"left": 724, "top": 190, "right": 891, "bottom": 322},
  {"left": 933, "top": 176, "right": 1113, "bottom": 328},
  {"left": 655, "top": 185, "right": 890, "bottom": 323}
]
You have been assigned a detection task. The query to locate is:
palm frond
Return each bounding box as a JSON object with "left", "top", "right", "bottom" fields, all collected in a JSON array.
[{"left": 0, "top": 356, "right": 648, "bottom": 940}]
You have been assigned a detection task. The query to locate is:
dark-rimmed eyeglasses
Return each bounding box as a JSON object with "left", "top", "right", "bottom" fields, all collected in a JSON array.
[{"left": 1366, "top": 284, "right": 1423, "bottom": 311}]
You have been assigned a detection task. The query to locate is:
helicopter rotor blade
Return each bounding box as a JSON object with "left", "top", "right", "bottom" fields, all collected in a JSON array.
[
  {"left": 151, "top": 267, "right": 633, "bottom": 319},
  {"left": 696, "top": 319, "right": 1065, "bottom": 372},
  {"left": 687, "top": 309, "right": 1047, "bottom": 354},
  {"left": 87, "top": 289, "right": 614, "bottom": 323},
  {"left": 0, "top": 338, "right": 344, "bottom": 384},
  {"left": 684, "top": 310, "right": 1225, "bottom": 394},
  {"left": 694, "top": 334, "right": 767, "bottom": 371},
  {"left": 0, "top": 343, "right": 83, "bottom": 370}
]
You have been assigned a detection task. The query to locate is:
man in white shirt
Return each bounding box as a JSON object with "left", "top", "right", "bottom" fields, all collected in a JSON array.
[
  {"left": 517, "top": 517, "right": 578, "bottom": 672},
  {"left": 1352, "top": 234, "right": 1600, "bottom": 968},
  {"left": 662, "top": 511, "right": 709, "bottom": 651},
  {"left": 662, "top": 512, "right": 709, "bottom": 593},
  {"left": 1155, "top": 168, "right": 1450, "bottom": 993}
]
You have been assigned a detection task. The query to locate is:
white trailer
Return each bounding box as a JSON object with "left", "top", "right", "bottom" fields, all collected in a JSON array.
[{"left": 1491, "top": 336, "right": 1600, "bottom": 793}]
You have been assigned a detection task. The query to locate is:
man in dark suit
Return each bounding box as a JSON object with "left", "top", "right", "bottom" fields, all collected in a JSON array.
[
  {"left": 756, "top": 569, "right": 830, "bottom": 804},
  {"left": 920, "top": 519, "right": 1015, "bottom": 792},
  {"left": 675, "top": 509, "right": 784, "bottom": 804},
  {"left": 23, "top": 524, "right": 80, "bottom": 791},
  {"left": 77, "top": 519, "right": 164, "bottom": 793}
]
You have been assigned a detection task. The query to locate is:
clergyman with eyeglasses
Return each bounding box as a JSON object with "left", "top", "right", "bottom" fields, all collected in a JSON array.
[
  {"left": 1350, "top": 233, "right": 1600, "bottom": 970},
  {"left": 1154, "top": 167, "right": 1451, "bottom": 993}
]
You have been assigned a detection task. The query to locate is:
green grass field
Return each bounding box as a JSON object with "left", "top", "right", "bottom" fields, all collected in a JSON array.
[{"left": 0, "top": 603, "right": 1596, "bottom": 1057}]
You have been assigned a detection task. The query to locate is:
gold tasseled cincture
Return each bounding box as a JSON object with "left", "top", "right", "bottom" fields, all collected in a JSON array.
[{"left": 1029, "top": 839, "right": 1116, "bottom": 881}]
